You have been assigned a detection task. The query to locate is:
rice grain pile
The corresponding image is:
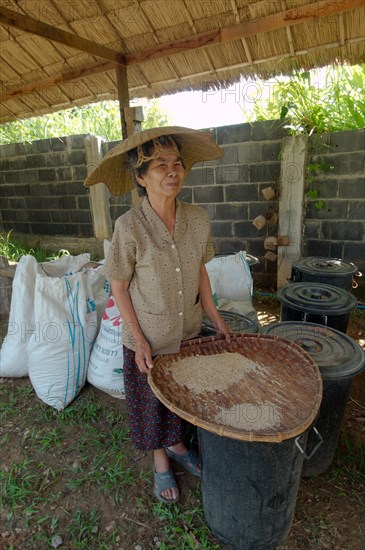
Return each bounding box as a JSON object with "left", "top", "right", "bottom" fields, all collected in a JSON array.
[{"left": 171, "top": 351, "right": 261, "bottom": 392}]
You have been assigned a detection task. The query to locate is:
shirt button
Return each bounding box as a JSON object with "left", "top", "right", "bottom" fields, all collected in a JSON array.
[
  {"left": 178, "top": 290, "right": 183, "bottom": 295},
  {"left": 171, "top": 244, "right": 175, "bottom": 249},
  {"left": 175, "top": 267, "right": 180, "bottom": 272},
  {"left": 179, "top": 312, "right": 183, "bottom": 316}
]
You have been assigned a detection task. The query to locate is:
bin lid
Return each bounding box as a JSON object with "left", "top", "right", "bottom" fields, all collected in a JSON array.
[
  {"left": 277, "top": 283, "right": 357, "bottom": 315},
  {"left": 201, "top": 311, "right": 259, "bottom": 336},
  {"left": 263, "top": 322, "right": 365, "bottom": 380},
  {"left": 148, "top": 334, "right": 322, "bottom": 443},
  {"left": 292, "top": 257, "right": 358, "bottom": 277}
]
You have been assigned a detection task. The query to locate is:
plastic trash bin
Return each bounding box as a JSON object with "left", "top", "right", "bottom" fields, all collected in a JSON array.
[{"left": 263, "top": 321, "right": 365, "bottom": 476}]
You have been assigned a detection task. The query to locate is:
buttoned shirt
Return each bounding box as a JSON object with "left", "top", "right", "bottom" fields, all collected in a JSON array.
[{"left": 104, "top": 197, "right": 215, "bottom": 355}]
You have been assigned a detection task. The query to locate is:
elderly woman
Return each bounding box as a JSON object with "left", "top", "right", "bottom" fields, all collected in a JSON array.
[{"left": 85, "top": 127, "right": 230, "bottom": 503}]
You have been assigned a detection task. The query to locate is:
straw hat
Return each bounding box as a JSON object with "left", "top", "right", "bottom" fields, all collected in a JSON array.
[{"left": 84, "top": 126, "right": 224, "bottom": 196}]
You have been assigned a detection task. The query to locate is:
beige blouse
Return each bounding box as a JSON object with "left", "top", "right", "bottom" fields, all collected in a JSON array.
[{"left": 104, "top": 197, "right": 215, "bottom": 355}]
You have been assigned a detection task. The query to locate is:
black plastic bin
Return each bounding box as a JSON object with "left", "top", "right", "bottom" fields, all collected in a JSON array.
[
  {"left": 277, "top": 282, "right": 357, "bottom": 333},
  {"left": 263, "top": 322, "right": 365, "bottom": 477},
  {"left": 290, "top": 257, "right": 360, "bottom": 291},
  {"left": 199, "top": 427, "right": 316, "bottom": 550}
]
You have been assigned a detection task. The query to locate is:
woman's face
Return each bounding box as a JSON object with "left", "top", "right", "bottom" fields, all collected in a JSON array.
[{"left": 136, "top": 145, "right": 185, "bottom": 201}]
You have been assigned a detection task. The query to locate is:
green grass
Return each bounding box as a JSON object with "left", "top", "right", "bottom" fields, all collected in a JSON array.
[{"left": 0, "top": 230, "right": 71, "bottom": 263}]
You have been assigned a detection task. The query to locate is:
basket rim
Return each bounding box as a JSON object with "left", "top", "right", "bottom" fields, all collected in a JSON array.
[{"left": 148, "top": 333, "right": 323, "bottom": 443}]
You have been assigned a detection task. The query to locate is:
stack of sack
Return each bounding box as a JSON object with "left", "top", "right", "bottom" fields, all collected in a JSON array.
[{"left": 0, "top": 253, "right": 112, "bottom": 410}]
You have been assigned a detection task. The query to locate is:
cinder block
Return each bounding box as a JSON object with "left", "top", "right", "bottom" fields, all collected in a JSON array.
[
  {"left": 321, "top": 220, "right": 364, "bottom": 241},
  {"left": 238, "top": 142, "right": 263, "bottom": 164},
  {"left": 193, "top": 185, "right": 224, "bottom": 203}
]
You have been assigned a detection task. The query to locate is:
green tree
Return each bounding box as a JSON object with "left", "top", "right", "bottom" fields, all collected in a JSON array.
[
  {"left": 0, "top": 98, "right": 171, "bottom": 144},
  {"left": 241, "top": 64, "right": 365, "bottom": 134}
]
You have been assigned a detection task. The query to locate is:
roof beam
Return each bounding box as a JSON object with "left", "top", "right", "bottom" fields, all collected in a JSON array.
[
  {"left": 0, "top": 6, "right": 126, "bottom": 65},
  {"left": 1, "top": 0, "right": 363, "bottom": 103},
  {"left": 126, "top": 0, "right": 365, "bottom": 64}
]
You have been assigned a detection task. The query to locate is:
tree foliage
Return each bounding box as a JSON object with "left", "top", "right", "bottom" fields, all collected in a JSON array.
[
  {"left": 241, "top": 64, "right": 365, "bottom": 134},
  {"left": 0, "top": 98, "right": 171, "bottom": 144}
]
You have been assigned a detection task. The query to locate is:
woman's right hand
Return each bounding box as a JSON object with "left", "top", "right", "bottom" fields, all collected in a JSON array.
[{"left": 135, "top": 337, "right": 154, "bottom": 374}]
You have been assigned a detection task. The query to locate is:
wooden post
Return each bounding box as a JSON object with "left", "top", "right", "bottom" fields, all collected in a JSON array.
[
  {"left": 277, "top": 135, "right": 308, "bottom": 288},
  {"left": 116, "top": 64, "right": 144, "bottom": 206}
]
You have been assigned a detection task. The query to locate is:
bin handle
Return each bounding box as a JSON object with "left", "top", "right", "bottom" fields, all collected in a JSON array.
[
  {"left": 295, "top": 427, "right": 323, "bottom": 460},
  {"left": 303, "top": 312, "right": 328, "bottom": 325}
]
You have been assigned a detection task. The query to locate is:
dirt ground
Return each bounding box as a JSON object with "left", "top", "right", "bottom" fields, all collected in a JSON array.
[{"left": 1, "top": 295, "right": 364, "bottom": 550}]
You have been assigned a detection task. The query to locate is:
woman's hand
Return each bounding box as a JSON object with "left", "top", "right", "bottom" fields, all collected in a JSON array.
[
  {"left": 135, "top": 337, "right": 154, "bottom": 374},
  {"left": 214, "top": 316, "right": 232, "bottom": 342}
]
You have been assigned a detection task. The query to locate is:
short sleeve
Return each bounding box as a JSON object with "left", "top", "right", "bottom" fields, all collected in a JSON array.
[{"left": 104, "top": 217, "right": 136, "bottom": 281}]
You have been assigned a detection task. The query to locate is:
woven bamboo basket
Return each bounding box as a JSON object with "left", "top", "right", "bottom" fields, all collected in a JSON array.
[{"left": 148, "top": 334, "right": 322, "bottom": 443}]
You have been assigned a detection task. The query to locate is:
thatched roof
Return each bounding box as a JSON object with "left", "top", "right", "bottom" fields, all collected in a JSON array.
[{"left": 1, "top": 0, "right": 364, "bottom": 124}]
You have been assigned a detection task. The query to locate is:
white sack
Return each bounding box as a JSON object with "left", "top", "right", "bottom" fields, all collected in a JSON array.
[
  {"left": 87, "top": 296, "right": 125, "bottom": 399},
  {"left": 206, "top": 251, "right": 253, "bottom": 309},
  {"left": 28, "top": 271, "right": 97, "bottom": 410},
  {"left": 0, "top": 253, "right": 91, "bottom": 378}
]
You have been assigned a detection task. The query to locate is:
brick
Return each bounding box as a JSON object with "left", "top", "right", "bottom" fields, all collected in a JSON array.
[
  {"left": 234, "top": 220, "right": 267, "bottom": 238},
  {"left": 178, "top": 187, "right": 192, "bottom": 203},
  {"left": 249, "top": 163, "right": 281, "bottom": 183},
  {"left": 304, "top": 220, "right": 320, "bottom": 239},
  {"left": 306, "top": 200, "right": 347, "bottom": 219},
  {"left": 47, "top": 223, "right": 77, "bottom": 236},
  {"left": 218, "top": 163, "right": 249, "bottom": 184},
  {"left": 4, "top": 171, "right": 21, "bottom": 183},
  {"left": 251, "top": 120, "right": 287, "bottom": 141},
  {"left": 49, "top": 182, "right": 69, "bottom": 196},
  {"left": 216, "top": 203, "right": 248, "bottom": 221},
  {"left": 68, "top": 134, "right": 87, "bottom": 149},
  {"left": 15, "top": 210, "right": 29, "bottom": 222},
  {"left": 322, "top": 221, "right": 364, "bottom": 241},
  {"left": 43, "top": 197, "right": 63, "bottom": 210},
  {"left": 56, "top": 167, "right": 72, "bottom": 181},
  {"left": 192, "top": 203, "right": 215, "bottom": 219},
  {"left": 0, "top": 185, "right": 15, "bottom": 197},
  {"left": 69, "top": 182, "right": 88, "bottom": 195},
  {"left": 13, "top": 222, "right": 30, "bottom": 233},
  {"left": 329, "top": 129, "right": 365, "bottom": 152},
  {"left": 9, "top": 197, "right": 26, "bottom": 210},
  {"left": 309, "top": 178, "right": 338, "bottom": 199},
  {"left": 73, "top": 166, "right": 88, "bottom": 180},
  {"left": 69, "top": 150, "right": 85, "bottom": 164},
  {"left": 35, "top": 210, "right": 52, "bottom": 223},
  {"left": 225, "top": 184, "right": 258, "bottom": 202},
  {"left": 38, "top": 168, "right": 56, "bottom": 182},
  {"left": 1, "top": 210, "right": 13, "bottom": 221},
  {"left": 33, "top": 139, "right": 52, "bottom": 154},
  {"left": 25, "top": 197, "right": 43, "bottom": 209},
  {"left": 51, "top": 210, "right": 70, "bottom": 223},
  {"left": 262, "top": 142, "right": 282, "bottom": 161},
  {"left": 304, "top": 239, "right": 343, "bottom": 258},
  {"left": 25, "top": 154, "right": 45, "bottom": 169},
  {"left": 61, "top": 196, "right": 77, "bottom": 209},
  {"left": 9, "top": 158, "right": 26, "bottom": 171},
  {"left": 0, "top": 159, "right": 10, "bottom": 170},
  {"left": 238, "top": 142, "right": 262, "bottom": 164},
  {"left": 216, "top": 123, "right": 251, "bottom": 144},
  {"left": 50, "top": 138, "right": 67, "bottom": 151},
  {"left": 322, "top": 153, "right": 364, "bottom": 176},
  {"left": 338, "top": 178, "right": 365, "bottom": 199},
  {"left": 30, "top": 184, "right": 49, "bottom": 197},
  {"left": 193, "top": 186, "right": 224, "bottom": 203},
  {"left": 14, "top": 184, "right": 30, "bottom": 197},
  {"left": 44, "top": 152, "right": 67, "bottom": 167},
  {"left": 78, "top": 196, "right": 91, "bottom": 210},
  {"left": 349, "top": 201, "right": 365, "bottom": 220},
  {"left": 343, "top": 242, "right": 365, "bottom": 262},
  {"left": 211, "top": 221, "right": 233, "bottom": 238},
  {"left": 249, "top": 202, "right": 276, "bottom": 220},
  {"left": 221, "top": 145, "right": 238, "bottom": 164},
  {"left": 22, "top": 170, "right": 39, "bottom": 183},
  {"left": 69, "top": 211, "right": 92, "bottom": 224}
]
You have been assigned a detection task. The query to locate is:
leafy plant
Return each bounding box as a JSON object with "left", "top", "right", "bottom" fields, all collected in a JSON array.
[
  {"left": 0, "top": 230, "right": 70, "bottom": 262},
  {"left": 241, "top": 64, "right": 365, "bottom": 134}
]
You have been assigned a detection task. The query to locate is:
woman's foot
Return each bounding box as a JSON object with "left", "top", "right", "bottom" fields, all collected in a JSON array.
[
  {"left": 167, "top": 442, "right": 201, "bottom": 476},
  {"left": 153, "top": 449, "right": 179, "bottom": 502}
]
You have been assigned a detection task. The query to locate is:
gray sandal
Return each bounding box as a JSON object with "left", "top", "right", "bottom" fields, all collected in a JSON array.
[
  {"left": 166, "top": 448, "right": 201, "bottom": 477},
  {"left": 153, "top": 467, "right": 179, "bottom": 504}
]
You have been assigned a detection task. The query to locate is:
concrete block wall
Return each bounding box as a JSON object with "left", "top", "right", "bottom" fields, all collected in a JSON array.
[
  {"left": 305, "top": 129, "right": 365, "bottom": 273},
  {"left": 0, "top": 134, "right": 92, "bottom": 238}
]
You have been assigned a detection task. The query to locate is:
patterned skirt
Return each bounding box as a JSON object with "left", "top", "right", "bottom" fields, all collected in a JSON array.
[{"left": 123, "top": 345, "right": 187, "bottom": 451}]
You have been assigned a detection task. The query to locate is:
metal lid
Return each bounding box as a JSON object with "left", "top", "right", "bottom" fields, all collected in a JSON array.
[
  {"left": 201, "top": 311, "right": 259, "bottom": 336},
  {"left": 292, "top": 257, "right": 358, "bottom": 277},
  {"left": 277, "top": 283, "right": 358, "bottom": 315},
  {"left": 263, "top": 322, "right": 365, "bottom": 380}
]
